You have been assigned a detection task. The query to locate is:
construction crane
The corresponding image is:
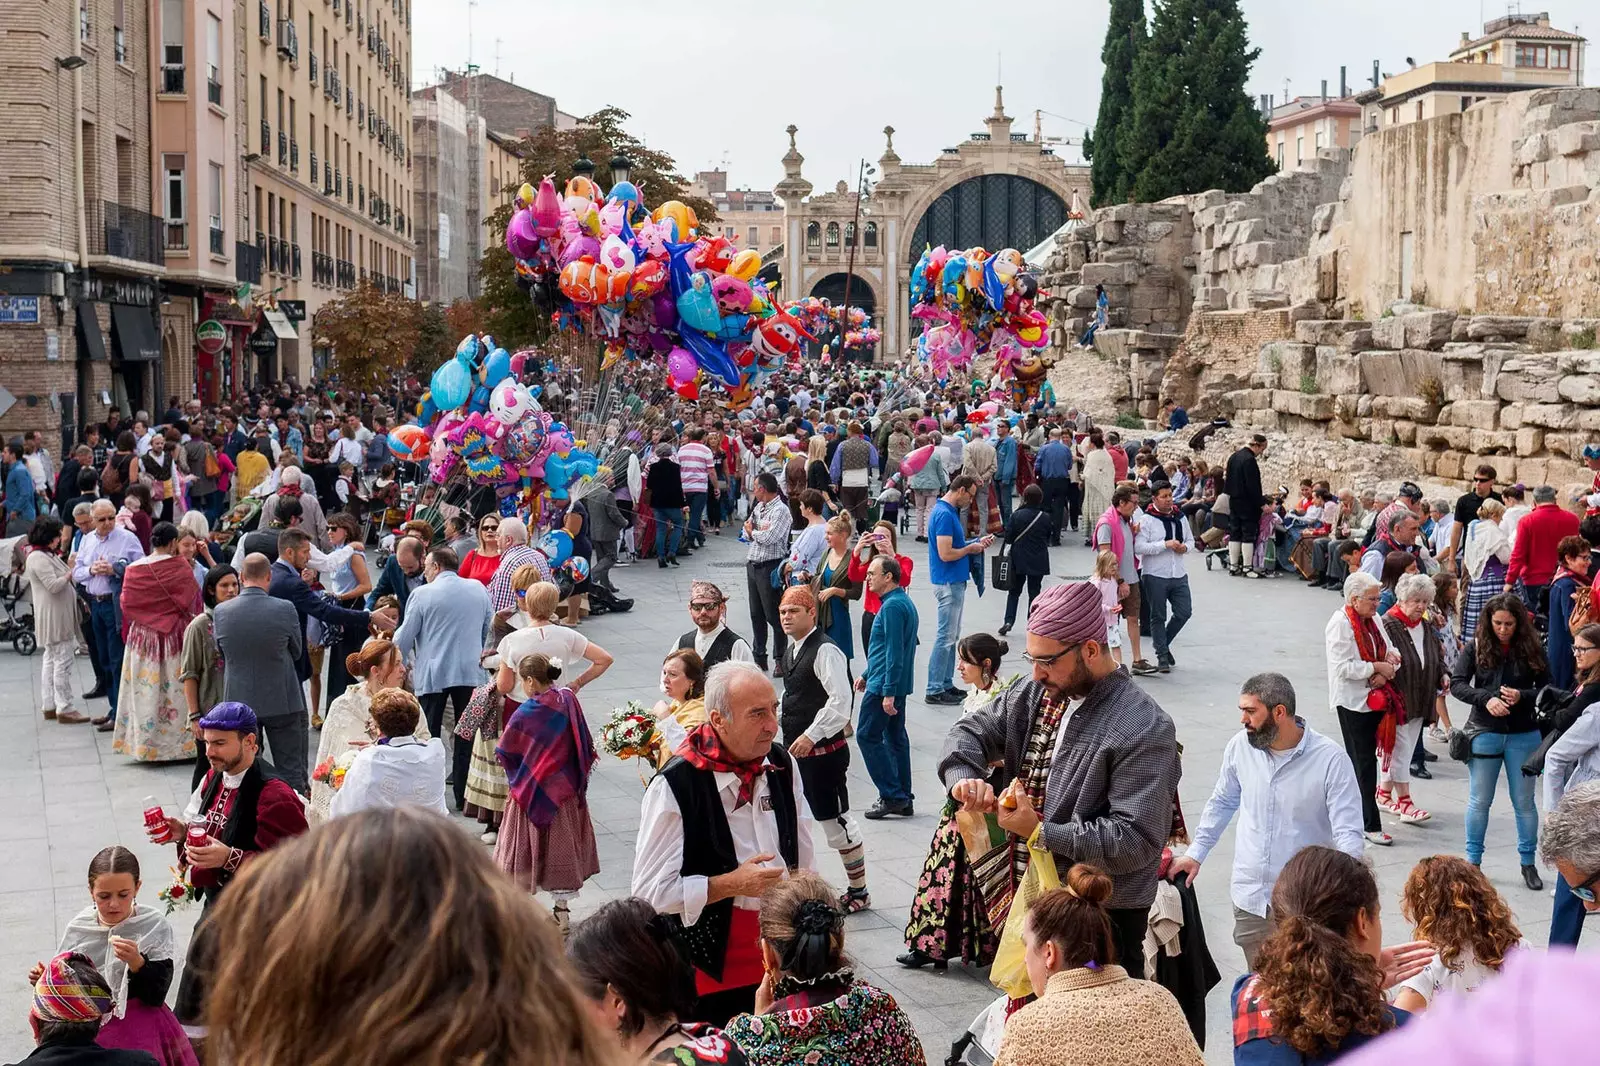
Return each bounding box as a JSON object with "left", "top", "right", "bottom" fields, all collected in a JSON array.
[{"left": 1032, "top": 109, "right": 1088, "bottom": 161}]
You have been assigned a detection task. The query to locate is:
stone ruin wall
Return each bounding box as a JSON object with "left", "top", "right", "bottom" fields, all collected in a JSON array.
[{"left": 1035, "top": 86, "right": 1600, "bottom": 494}]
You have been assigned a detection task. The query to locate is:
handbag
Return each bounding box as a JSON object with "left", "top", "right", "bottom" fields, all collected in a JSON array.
[{"left": 992, "top": 512, "right": 1043, "bottom": 592}]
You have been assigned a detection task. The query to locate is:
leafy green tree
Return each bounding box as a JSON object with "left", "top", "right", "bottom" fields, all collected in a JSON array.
[
  {"left": 478, "top": 107, "right": 717, "bottom": 350},
  {"left": 1121, "top": 0, "right": 1276, "bottom": 202},
  {"left": 1085, "top": 0, "right": 1147, "bottom": 207}
]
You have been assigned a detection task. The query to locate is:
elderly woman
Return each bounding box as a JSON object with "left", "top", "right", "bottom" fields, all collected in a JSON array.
[
  {"left": 1461, "top": 497, "right": 1511, "bottom": 643},
  {"left": 1325, "top": 571, "right": 1402, "bottom": 846},
  {"left": 1078, "top": 431, "right": 1115, "bottom": 548},
  {"left": 23, "top": 516, "right": 85, "bottom": 724},
  {"left": 1450, "top": 593, "right": 1547, "bottom": 891},
  {"left": 329, "top": 689, "right": 448, "bottom": 819},
  {"left": 810, "top": 515, "right": 862, "bottom": 660},
  {"left": 1376, "top": 572, "right": 1444, "bottom": 826},
  {"left": 179, "top": 564, "right": 239, "bottom": 786},
  {"left": 485, "top": 517, "right": 552, "bottom": 614}
]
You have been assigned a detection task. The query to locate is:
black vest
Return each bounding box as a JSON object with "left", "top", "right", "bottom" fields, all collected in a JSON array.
[
  {"left": 658, "top": 745, "right": 800, "bottom": 981},
  {"left": 196, "top": 759, "right": 281, "bottom": 900},
  {"left": 239, "top": 527, "right": 281, "bottom": 563},
  {"left": 780, "top": 628, "right": 846, "bottom": 746},
  {"left": 677, "top": 626, "right": 742, "bottom": 672}
]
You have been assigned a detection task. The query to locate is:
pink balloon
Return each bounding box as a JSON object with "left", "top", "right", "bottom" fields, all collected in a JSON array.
[
  {"left": 899, "top": 443, "right": 935, "bottom": 481},
  {"left": 506, "top": 209, "right": 539, "bottom": 260},
  {"left": 666, "top": 347, "right": 697, "bottom": 385}
]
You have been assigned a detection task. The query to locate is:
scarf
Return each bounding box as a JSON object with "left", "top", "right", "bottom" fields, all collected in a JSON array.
[
  {"left": 1346, "top": 605, "right": 1404, "bottom": 757},
  {"left": 119, "top": 553, "right": 200, "bottom": 654},
  {"left": 975, "top": 694, "right": 1071, "bottom": 931},
  {"left": 1388, "top": 603, "right": 1424, "bottom": 628},
  {"left": 678, "top": 721, "right": 773, "bottom": 809},
  {"left": 496, "top": 686, "right": 595, "bottom": 829},
  {"left": 1148, "top": 505, "right": 1186, "bottom": 545},
  {"left": 59, "top": 904, "right": 174, "bottom": 1018},
  {"left": 31, "top": 952, "right": 113, "bottom": 1024},
  {"left": 1095, "top": 506, "right": 1133, "bottom": 570}
]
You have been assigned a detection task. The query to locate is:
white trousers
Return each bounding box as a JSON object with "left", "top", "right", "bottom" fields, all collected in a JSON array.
[
  {"left": 1382, "top": 716, "right": 1426, "bottom": 785},
  {"left": 39, "top": 640, "right": 75, "bottom": 713}
]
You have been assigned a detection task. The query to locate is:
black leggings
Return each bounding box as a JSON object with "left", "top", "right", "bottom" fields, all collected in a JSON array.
[
  {"left": 1337, "top": 705, "right": 1383, "bottom": 832},
  {"left": 1004, "top": 573, "right": 1044, "bottom": 626}
]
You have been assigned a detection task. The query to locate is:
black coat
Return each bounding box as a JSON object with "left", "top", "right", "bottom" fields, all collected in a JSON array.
[
  {"left": 6, "top": 1039, "right": 158, "bottom": 1066},
  {"left": 1449, "top": 643, "right": 1544, "bottom": 734},
  {"left": 645, "top": 459, "right": 685, "bottom": 510},
  {"left": 1002, "top": 504, "right": 1051, "bottom": 576},
  {"left": 1224, "top": 446, "right": 1263, "bottom": 512}
]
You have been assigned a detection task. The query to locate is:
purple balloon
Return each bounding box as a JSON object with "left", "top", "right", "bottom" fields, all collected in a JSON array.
[
  {"left": 650, "top": 291, "right": 679, "bottom": 332},
  {"left": 558, "top": 234, "right": 600, "bottom": 268},
  {"left": 666, "top": 347, "right": 697, "bottom": 384},
  {"left": 506, "top": 209, "right": 539, "bottom": 260}
]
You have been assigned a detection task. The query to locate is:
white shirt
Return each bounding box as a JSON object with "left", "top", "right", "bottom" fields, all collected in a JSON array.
[
  {"left": 1132, "top": 505, "right": 1192, "bottom": 580},
  {"left": 180, "top": 769, "right": 247, "bottom": 821},
  {"left": 329, "top": 436, "right": 365, "bottom": 470},
  {"left": 329, "top": 736, "right": 449, "bottom": 818},
  {"left": 674, "top": 622, "right": 754, "bottom": 666},
  {"left": 1502, "top": 505, "right": 1532, "bottom": 550},
  {"left": 1324, "top": 607, "right": 1398, "bottom": 712},
  {"left": 1186, "top": 724, "right": 1365, "bottom": 917},
  {"left": 784, "top": 626, "right": 853, "bottom": 745},
  {"left": 633, "top": 760, "right": 814, "bottom": 926},
  {"left": 1429, "top": 515, "right": 1456, "bottom": 558},
  {"left": 1398, "top": 943, "right": 1525, "bottom": 1007},
  {"left": 497, "top": 623, "right": 591, "bottom": 676}
]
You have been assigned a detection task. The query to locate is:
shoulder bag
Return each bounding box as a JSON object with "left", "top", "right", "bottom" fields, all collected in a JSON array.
[{"left": 992, "top": 511, "right": 1043, "bottom": 592}]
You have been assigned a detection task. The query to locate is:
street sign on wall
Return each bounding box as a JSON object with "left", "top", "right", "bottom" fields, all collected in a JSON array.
[{"left": 0, "top": 296, "right": 40, "bottom": 324}]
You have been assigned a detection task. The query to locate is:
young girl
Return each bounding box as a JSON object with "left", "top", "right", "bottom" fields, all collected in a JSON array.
[
  {"left": 495, "top": 651, "right": 600, "bottom": 937},
  {"left": 32, "top": 846, "right": 197, "bottom": 1065},
  {"left": 956, "top": 633, "right": 1018, "bottom": 715},
  {"left": 1093, "top": 550, "right": 1124, "bottom": 665},
  {"left": 1393, "top": 855, "right": 1526, "bottom": 1012}
]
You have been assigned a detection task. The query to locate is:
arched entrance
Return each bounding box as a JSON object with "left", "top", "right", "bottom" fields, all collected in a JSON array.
[
  {"left": 907, "top": 174, "right": 1066, "bottom": 265},
  {"left": 808, "top": 272, "right": 878, "bottom": 361}
]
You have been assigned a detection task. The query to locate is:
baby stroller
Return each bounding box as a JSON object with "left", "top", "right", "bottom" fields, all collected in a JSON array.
[
  {"left": 946, "top": 994, "right": 1010, "bottom": 1065},
  {"left": 0, "top": 535, "right": 37, "bottom": 656}
]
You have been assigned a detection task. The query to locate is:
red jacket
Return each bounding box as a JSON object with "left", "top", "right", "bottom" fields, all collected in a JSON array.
[{"left": 1507, "top": 503, "right": 1580, "bottom": 588}]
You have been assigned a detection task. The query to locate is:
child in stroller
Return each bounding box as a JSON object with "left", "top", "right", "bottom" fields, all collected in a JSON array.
[{"left": 0, "top": 534, "right": 37, "bottom": 655}]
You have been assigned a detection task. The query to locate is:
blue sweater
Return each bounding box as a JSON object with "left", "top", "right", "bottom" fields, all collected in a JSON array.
[
  {"left": 1231, "top": 974, "right": 1409, "bottom": 1065},
  {"left": 865, "top": 586, "right": 918, "bottom": 698},
  {"left": 1548, "top": 572, "right": 1582, "bottom": 690},
  {"left": 994, "top": 436, "right": 1018, "bottom": 483}
]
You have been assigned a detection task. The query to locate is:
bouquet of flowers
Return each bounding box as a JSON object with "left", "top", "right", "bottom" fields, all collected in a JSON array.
[
  {"left": 312, "top": 749, "right": 358, "bottom": 791},
  {"left": 600, "top": 700, "right": 661, "bottom": 766},
  {"left": 156, "top": 865, "right": 197, "bottom": 915}
]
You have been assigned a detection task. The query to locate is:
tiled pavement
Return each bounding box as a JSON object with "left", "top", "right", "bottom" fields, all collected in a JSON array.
[{"left": 0, "top": 532, "right": 1577, "bottom": 1063}]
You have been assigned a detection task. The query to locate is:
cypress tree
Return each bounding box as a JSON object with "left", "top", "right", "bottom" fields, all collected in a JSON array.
[
  {"left": 1086, "top": 0, "right": 1147, "bottom": 206},
  {"left": 1121, "top": 0, "right": 1276, "bottom": 202}
]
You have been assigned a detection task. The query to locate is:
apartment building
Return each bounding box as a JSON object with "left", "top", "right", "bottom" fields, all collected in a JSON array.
[
  {"left": 689, "top": 169, "right": 784, "bottom": 258},
  {"left": 240, "top": 0, "right": 415, "bottom": 382},
  {"left": 0, "top": 0, "right": 165, "bottom": 447}
]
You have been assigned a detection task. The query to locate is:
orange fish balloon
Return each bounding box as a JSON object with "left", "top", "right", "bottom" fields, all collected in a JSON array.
[{"left": 558, "top": 256, "right": 608, "bottom": 305}]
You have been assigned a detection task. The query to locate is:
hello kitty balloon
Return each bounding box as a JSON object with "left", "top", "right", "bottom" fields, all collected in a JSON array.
[{"left": 488, "top": 380, "right": 539, "bottom": 439}]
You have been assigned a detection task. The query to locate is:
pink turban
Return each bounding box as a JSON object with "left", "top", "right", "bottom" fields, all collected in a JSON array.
[{"left": 1027, "top": 581, "right": 1107, "bottom": 645}]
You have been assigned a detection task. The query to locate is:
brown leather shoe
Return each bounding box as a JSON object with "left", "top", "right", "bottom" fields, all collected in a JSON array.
[
  {"left": 90, "top": 715, "right": 111, "bottom": 726},
  {"left": 42, "top": 709, "right": 56, "bottom": 721},
  {"left": 56, "top": 710, "right": 90, "bottom": 725},
  {"left": 96, "top": 720, "right": 114, "bottom": 732}
]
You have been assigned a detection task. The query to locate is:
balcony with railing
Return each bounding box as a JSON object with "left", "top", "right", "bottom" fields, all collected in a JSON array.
[
  {"left": 323, "top": 170, "right": 333, "bottom": 196},
  {"left": 358, "top": 184, "right": 365, "bottom": 211},
  {"left": 310, "top": 152, "right": 319, "bottom": 185},
  {"left": 309, "top": 52, "right": 317, "bottom": 84},
  {"left": 278, "top": 130, "right": 288, "bottom": 166},
  {"left": 334, "top": 169, "right": 342, "bottom": 197},
  {"left": 163, "top": 222, "right": 187, "bottom": 251},
  {"left": 276, "top": 18, "right": 298, "bottom": 63},
  {"left": 89, "top": 201, "right": 165, "bottom": 267},
  {"left": 345, "top": 86, "right": 353, "bottom": 114},
  {"left": 336, "top": 259, "right": 356, "bottom": 289},
  {"left": 206, "top": 73, "right": 221, "bottom": 106},
  {"left": 312, "top": 250, "right": 334, "bottom": 286},
  {"left": 291, "top": 244, "right": 302, "bottom": 278},
  {"left": 209, "top": 225, "right": 224, "bottom": 256},
  {"left": 160, "top": 64, "right": 184, "bottom": 94},
  {"left": 258, "top": 1, "right": 270, "bottom": 39},
  {"left": 290, "top": 139, "right": 299, "bottom": 172},
  {"left": 236, "top": 240, "right": 263, "bottom": 284},
  {"left": 260, "top": 120, "right": 270, "bottom": 156}
]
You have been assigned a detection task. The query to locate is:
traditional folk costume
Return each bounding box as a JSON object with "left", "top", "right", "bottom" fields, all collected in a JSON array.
[
  {"left": 676, "top": 581, "right": 755, "bottom": 669},
  {"left": 56, "top": 906, "right": 197, "bottom": 1065},
  {"left": 723, "top": 974, "right": 926, "bottom": 1066},
  {"left": 779, "top": 608, "right": 869, "bottom": 910},
  {"left": 112, "top": 553, "right": 200, "bottom": 762},
  {"left": 173, "top": 702, "right": 309, "bottom": 1036},
  {"left": 633, "top": 723, "right": 814, "bottom": 1026},
  {"left": 26, "top": 951, "right": 162, "bottom": 1066},
  {"left": 330, "top": 735, "right": 449, "bottom": 818},
  {"left": 494, "top": 685, "right": 600, "bottom": 927},
  {"left": 456, "top": 679, "right": 514, "bottom": 831},
  {"left": 310, "top": 679, "right": 431, "bottom": 825}
]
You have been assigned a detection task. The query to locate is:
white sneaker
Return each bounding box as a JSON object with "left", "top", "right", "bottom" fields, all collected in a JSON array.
[{"left": 480, "top": 830, "right": 497, "bottom": 845}]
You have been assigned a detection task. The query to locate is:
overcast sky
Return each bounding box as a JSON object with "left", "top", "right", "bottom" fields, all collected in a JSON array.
[{"left": 413, "top": 1, "right": 1589, "bottom": 193}]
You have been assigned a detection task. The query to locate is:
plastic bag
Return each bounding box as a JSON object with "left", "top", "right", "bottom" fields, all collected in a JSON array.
[{"left": 988, "top": 826, "right": 1060, "bottom": 999}]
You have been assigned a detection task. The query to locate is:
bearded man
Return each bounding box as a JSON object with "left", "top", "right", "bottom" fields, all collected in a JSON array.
[{"left": 938, "top": 580, "right": 1181, "bottom": 979}]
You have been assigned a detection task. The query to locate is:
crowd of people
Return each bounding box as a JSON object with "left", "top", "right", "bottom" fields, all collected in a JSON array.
[{"left": 6, "top": 357, "right": 1600, "bottom": 1066}]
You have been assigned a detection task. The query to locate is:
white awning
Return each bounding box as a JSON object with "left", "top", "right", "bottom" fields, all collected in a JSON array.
[{"left": 264, "top": 308, "right": 298, "bottom": 341}]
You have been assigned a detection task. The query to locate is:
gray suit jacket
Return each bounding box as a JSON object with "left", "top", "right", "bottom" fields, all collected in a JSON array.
[
  {"left": 937, "top": 672, "right": 1181, "bottom": 910},
  {"left": 214, "top": 586, "right": 305, "bottom": 719}
]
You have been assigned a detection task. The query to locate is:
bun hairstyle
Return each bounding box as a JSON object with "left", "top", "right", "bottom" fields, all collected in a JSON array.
[
  {"left": 757, "top": 873, "right": 846, "bottom": 982},
  {"left": 567, "top": 899, "right": 697, "bottom": 1038},
  {"left": 518, "top": 652, "right": 562, "bottom": 686},
  {"left": 87, "top": 845, "right": 140, "bottom": 887},
  {"left": 1254, "top": 846, "right": 1392, "bottom": 1057},
  {"left": 957, "top": 633, "right": 1009, "bottom": 683},
  {"left": 1023, "top": 864, "right": 1116, "bottom": 971},
  {"left": 346, "top": 639, "right": 398, "bottom": 680}
]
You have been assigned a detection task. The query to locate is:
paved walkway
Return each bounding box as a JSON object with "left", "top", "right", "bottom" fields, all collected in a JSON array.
[{"left": 0, "top": 533, "right": 1572, "bottom": 1062}]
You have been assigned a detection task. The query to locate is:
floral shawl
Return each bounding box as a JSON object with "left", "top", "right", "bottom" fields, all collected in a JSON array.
[{"left": 496, "top": 686, "right": 596, "bottom": 828}]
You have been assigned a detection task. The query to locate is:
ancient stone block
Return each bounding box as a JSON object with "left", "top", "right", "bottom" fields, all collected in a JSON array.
[
  {"left": 1436, "top": 452, "right": 1465, "bottom": 481},
  {"left": 1295, "top": 320, "right": 1359, "bottom": 346},
  {"left": 1578, "top": 409, "right": 1600, "bottom": 431},
  {"left": 1558, "top": 375, "right": 1600, "bottom": 404},
  {"left": 1372, "top": 396, "right": 1440, "bottom": 423},
  {"left": 1369, "top": 317, "right": 1406, "bottom": 350},
  {"left": 1469, "top": 429, "right": 1517, "bottom": 455},
  {"left": 1466, "top": 315, "right": 1536, "bottom": 341},
  {"left": 1393, "top": 420, "right": 1417, "bottom": 445},
  {"left": 1402, "top": 311, "right": 1457, "bottom": 351},
  {"left": 1311, "top": 202, "right": 1336, "bottom": 235},
  {"left": 1362, "top": 418, "right": 1396, "bottom": 443},
  {"left": 1260, "top": 341, "right": 1316, "bottom": 381},
  {"left": 1517, "top": 427, "right": 1546, "bottom": 456},
  {"left": 1338, "top": 328, "right": 1373, "bottom": 352},
  {"left": 1500, "top": 403, "right": 1526, "bottom": 429},
  {"left": 1271, "top": 391, "right": 1334, "bottom": 420},
  {"left": 1358, "top": 351, "right": 1407, "bottom": 394},
  {"left": 1545, "top": 431, "right": 1587, "bottom": 459},
  {"left": 1068, "top": 285, "right": 1099, "bottom": 310},
  {"left": 1522, "top": 403, "right": 1580, "bottom": 430},
  {"left": 1316, "top": 348, "right": 1362, "bottom": 395},
  {"left": 1448, "top": 400, "right": 1500, "bottom": 428},
  {"left": 1081, "top": 262, "right": 1137, "bottom": 288},
  {"left": 1514, "top": 132, "right": 1552, "bottom": 166},
  {"left": 1418, "top": 425, "right": 1472, "bottom": 451},
  {"left": 1356, "top": 395, "right": 1374, "bottom": 417},
  {"left": 1233, "top": 241, "right": 1281, "bottom": 268},
  {"left": 1245, "top": 291, "right": 1290, "bottom": 310}
]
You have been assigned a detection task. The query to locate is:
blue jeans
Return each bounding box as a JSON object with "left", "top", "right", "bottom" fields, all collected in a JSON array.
[
  {"left": 858, "top": 691, "right": 913, "bottom": 805},
  {"left": 88, "top": 598, "right": 124, "bottom": 717},
  {"left": 927, "top": 582, "right": 967, "bottom": 694},
  {"left": 722, "top": 482, "right": 740, "bottom": 524},
  {"left": 995, "top": 480, "right": 1014, "bottom": 526},
  {"left": 652, "top": 507, "right": 682, "bottom": 559},
  {"left": 1551, "top": 869, "right": 1589, "bottom": 947},
  {"left": 1141, "top": 574, "right": 1193, "bottom": 663},
  {"left": 1465, "top": 729, "right": 1542, "bottom": 864},
  {"left": 684, "top": 491, "right": 708, "bottom": 547}
]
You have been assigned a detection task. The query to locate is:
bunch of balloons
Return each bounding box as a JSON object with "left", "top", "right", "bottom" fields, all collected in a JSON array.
[
  {"left": 503, "top": 173, "right": 816, "bottom": 409},
  {"left": 908, "top": 245, "right": 1047, "bottom": 382},
  {"left": 387, "top": 333, "right": 600, "bottom": 503}
]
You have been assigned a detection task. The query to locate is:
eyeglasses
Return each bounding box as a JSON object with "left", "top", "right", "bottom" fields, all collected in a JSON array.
[
  {"left": 1021, "top": 643, "right": 1081, "bottom": 667},
  {"left": 1577, "top": 644, "right": 1599, "bottom": 654},
  {"left": 1571, "top": 867, "right": 1600, "bottom": 905}
]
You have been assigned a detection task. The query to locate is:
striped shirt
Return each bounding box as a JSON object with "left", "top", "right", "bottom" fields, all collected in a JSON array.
[{"left": 676, "top": 442, "right": 715, "bottom": 493}]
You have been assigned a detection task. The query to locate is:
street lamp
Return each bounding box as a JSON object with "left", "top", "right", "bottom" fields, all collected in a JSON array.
[
  {"left": 841, "top": 161, "right": 876, "bottom": 363},
  {"left": 56, "top": 55, "right": 88, "bottom": 70},
  {"left": 609, "top": 152, "right": 632, "bottom": 189},
  {"left": 572, "top": 154, "right": 596, "bottom": 180}
]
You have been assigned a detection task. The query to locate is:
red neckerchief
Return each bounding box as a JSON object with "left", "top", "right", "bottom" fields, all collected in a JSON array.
[
  {"left": 678, "top": 723, "right": 773, "bottom": 809},
  {"left": 277, "top": 482, "right": 303, "bottom": 500},
  {"left": 1345, "top": 605, "right": 1386, "bottom": 662},
  {"left": 1387, "top": 603, "right": 1424, "bottom": 628}
]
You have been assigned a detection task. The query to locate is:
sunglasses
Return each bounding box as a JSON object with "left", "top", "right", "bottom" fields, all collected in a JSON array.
[
  {"left": 1021, "top": 643, "right": 1082, "bottom": 667},
  {"left": 1571, "top": 867, "right": 1600, "bottom": 905},
  {"left": 1474, "top": 477, "right": 1493, "bottom": 483},
  {"left": 689, "top": 601, "right": 721, "bottom": 611}
]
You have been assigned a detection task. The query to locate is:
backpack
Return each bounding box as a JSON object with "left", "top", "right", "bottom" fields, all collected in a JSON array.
[
  {"left": 1568, "top": 583, "right": 1595, "bottom": 639},
  {"left": 100, "top": 453, "right": 129, "bottom": 495}
]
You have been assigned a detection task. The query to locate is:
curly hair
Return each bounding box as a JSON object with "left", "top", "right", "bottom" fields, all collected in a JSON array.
[
  {"left": 1400, "top": 855, "right": 1522, "bottom": 974},
  {"left": 1252, "top": 847, "right": 1392, "bottom": 1058},
  {"left": 1474, "top": 593, "right": 1545, "bottom": 674}
]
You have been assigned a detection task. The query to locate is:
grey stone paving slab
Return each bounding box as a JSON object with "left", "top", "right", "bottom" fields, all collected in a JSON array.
[{"left": 0, "top": 533, "right": 1583, "bottom": 1062}]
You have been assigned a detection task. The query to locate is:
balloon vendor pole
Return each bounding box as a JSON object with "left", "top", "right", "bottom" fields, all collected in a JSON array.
[{"left": 841, "top": 158, "right": 871, "bottom": 365}]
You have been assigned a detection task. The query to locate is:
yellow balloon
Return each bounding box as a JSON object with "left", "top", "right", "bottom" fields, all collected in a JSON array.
[
  {"left": 727, "top": 249, "right": 762, "bottom": 281},
  {"left": 652, "top": 200, "right": 696, "bottom": 242},
  {"left": 517, "top": 182, "right": 535, "bottom": 207}
]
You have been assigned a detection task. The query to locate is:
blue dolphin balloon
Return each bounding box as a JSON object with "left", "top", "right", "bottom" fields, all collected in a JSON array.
[
  {"left": 981, "top": 256, "right": 1007, "bottom": 311},
  {"left": 680, "top": 327, "right": 742, "bottom": 387}
]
